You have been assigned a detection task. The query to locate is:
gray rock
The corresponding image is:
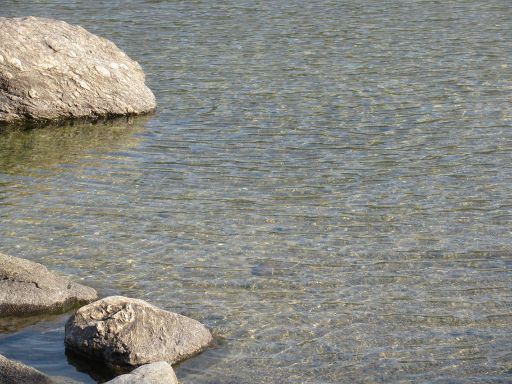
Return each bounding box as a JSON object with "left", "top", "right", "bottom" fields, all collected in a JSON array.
[
  {"left": 0, "top": 16, "right": 155, "bottom": 126},
  {"left": 0, "top": 354, "right": 82, "bottom": 384},
  {"left": 0, "top": 353, "right": 54, "bottom": 384},
  {"left": 0, "top": 252, "right": 98, "bottom": 316},
  {"left": 65, "top": 296, "right": 212, "bottom": 367},
  {"left": 105, "top": 362, "right": 178, "bottom": 384}
]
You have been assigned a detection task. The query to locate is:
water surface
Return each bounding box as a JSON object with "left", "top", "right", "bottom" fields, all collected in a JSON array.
[{"left": 0, "top": 1, "right": 511, "bottom": 383}]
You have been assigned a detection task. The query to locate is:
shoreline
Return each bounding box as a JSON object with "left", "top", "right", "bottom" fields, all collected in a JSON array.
[{"left": 0, "top": 253, "right": 212, "bottom": 383}]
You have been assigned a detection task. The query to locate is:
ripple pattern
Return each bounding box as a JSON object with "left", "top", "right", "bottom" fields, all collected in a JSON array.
[{"left": 0, "top": 1, "right": 511, "bottom": 383}]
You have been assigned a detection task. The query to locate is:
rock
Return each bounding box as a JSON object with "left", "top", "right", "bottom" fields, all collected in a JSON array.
[
  {"left": 65, "top": 296, "right": 212, "bottom": 367},
  {"left": 0, "top": 353, "right": 54, "bottom": 384},
  {"left": 0, "top": 16, "right": 156, "bottom": 126},
  {"left": 0, "top": 354, "right": 82, "bottom": 384},
  {"left": 0, "top": 252, "right": 98, "bottom": 316},
  {"left": 105, "top": 362, "right": 178, "bottom": 384}
]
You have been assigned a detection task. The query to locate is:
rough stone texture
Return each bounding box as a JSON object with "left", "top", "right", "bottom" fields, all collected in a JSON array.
[
  {"left": 65, "top": 296, "right": 213, "bottom": 367},
  {"left": 0, "top": 252, "right": 98, "bottom": 316},
  {"left": 0, "top": 354, "right": 82, "bottom": 384},
  {"left": 105, "top": 362, "right": 178, "bottom": 384},
  {"left": 0, "top": 16, "right": 156, "bottom": 126},
  {"left": 0, "top": 353, "right": 54, "bottom": 384}
]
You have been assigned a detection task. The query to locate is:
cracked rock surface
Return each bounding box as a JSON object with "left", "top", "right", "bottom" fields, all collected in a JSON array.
[
  {"left": 0, "top": 16, "right": 156, "bottom": 126},
  {"left": 105, "top": 361, "right": 178, "bottom": 384},
  {"left": 65, "top": 296, "right": 213, "bottom": 367},
  {"left": 0, "top": 252, "right": 98, "bottom": 316}
]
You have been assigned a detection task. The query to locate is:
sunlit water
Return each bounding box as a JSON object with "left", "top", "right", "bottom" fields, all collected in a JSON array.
[{"left": 1, "top": 1, "right": 511, "bottom": 383}]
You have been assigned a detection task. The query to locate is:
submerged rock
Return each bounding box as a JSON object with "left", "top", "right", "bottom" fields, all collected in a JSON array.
[
  {"left": 0, "top": 16, "right": 155, "bottom": 126},
  {"left": 65, "top": 296, "right": 212, "bottom": 367},
  {"left": 105, "top": 362, "right": 178, "bottom": 384},
  {"left": 0, "top": 353, "right": 54, "bottom": 384},
  {"left": 0, "top": 253, "right": 98, "bottom": 316}
]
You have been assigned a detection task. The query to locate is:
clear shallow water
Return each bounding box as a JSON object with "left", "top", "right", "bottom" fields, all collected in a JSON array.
[{"left": 1, "top": 1, "right": 512, "bottom": 383}]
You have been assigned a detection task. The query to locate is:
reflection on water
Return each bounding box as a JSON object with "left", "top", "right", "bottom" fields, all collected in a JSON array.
[
  {"left": 0, "top": 315, "right": 95, "bottom": 383},
  {"left": 0, "top": 312, "right": 71, "bottom": 334},
  {"left": 0, "top": 1, "right": 512, "bottom": 383},
  {"left": 65, "top": 350, "right": 122, "bottom": 383},
  {"left": 0, "top": 117, "right": 146, "bottom": 176}
]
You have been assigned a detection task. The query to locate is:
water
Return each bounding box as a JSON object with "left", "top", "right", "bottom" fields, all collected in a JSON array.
[{"left": 1, "top": 1, "right": 511, "bottom": 382}]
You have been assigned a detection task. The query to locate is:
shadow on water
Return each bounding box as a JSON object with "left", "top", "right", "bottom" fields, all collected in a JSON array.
[
  {"left": 65, "top": 350, "right": 124, "bottom": 383},
  {"left": 64, "top": 335, "right": 228, "bottom": 383},
  {"left": 0, "top": 116, "right": 149, "bottom": 176}
]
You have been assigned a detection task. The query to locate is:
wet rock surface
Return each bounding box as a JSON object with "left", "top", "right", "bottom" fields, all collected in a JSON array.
[
  {"left": 0, "top": 252, "right": 98, "bottom": 316},
  {"left": 65, "top": 296, "right": 212, "bottom": 367},
  {"left": 104, "top": 362, "right": 178, "bottom": 384},
  {"left": 0, "top": 16, "right": 155, "bottom": 126}
]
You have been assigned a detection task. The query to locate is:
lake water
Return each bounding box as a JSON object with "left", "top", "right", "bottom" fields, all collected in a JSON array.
[{"left": 1, "top": 1, "right": 511, "bottom": 383}]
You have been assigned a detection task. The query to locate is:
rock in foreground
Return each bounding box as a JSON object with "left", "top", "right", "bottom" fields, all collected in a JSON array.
[
  {"left": 65, "top": 296, "right": 212, "bottom": 367},
  {"left": 0, "top": 354, "right": 81, "bottom": 384},
  {"left": 0, "top": 252, "right": 98, "bottom": 316},
  {"left": 0, "top": 16, "right": 156, "bottom": 126},
  {"left": 0, "top": 353, "right": 54, "bottom": 384},
  {"left": 105, "top": 362, "right": 178, "bottom": 384}
]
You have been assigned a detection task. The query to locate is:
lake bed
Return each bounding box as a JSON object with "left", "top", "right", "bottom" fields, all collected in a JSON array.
[{"left": 0, "top": 1, "right": 511, "bottom": 383}]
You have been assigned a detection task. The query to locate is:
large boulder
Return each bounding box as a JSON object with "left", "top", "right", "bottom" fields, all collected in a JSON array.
[
  {"left": 0, "top": 253, "right": 98, "bottom": 316},
  {"left": 65, "top": 296, "right": 212, "bottom": 367},
  {"left": 0, "top": 16, "right": 155, "bottom": 126},
  {"left": 105, "top": 362, "right": 178, "bottom": 384}
]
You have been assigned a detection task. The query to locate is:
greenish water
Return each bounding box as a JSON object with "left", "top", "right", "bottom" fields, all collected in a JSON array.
[{"left": 1, "top": 1, "right": 511, "bottom": 383}]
